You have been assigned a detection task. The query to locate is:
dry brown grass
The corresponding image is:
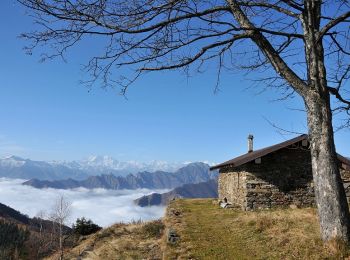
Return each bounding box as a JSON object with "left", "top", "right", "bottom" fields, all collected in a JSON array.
[
  {"left": 45, "top": 220, "right": 164, "bottom": 260},
  {"left": 46, "top": 199, "right": 350, "bottom": 259},
  {"left": 163, "top": 199, "right": 350, "bottom": 260}
]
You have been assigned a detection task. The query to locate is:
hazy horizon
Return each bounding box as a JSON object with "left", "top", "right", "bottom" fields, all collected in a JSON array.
[{"left": 0, "top": 153, "right": 206, "bottom": 165}]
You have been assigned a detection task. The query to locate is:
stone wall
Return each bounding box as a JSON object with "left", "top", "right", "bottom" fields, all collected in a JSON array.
[
  {"left": 341, "top": 169, "right": 350, "bottom": 205},
  {"left": 219, "top": 145, "right": 350, "bottom": 210},
  {"left": 218, "top": 171, "right": 247, "bottom": 209}
]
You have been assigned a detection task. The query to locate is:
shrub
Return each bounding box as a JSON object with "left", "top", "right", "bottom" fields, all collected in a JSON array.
[
  {"left": 72, "top": 217, "right": 102, "bottom": 236},
  {"left": 142, "top": 220, "right": 165, "bottom": 238}
]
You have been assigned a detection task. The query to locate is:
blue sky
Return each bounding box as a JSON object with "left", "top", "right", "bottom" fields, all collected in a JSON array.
[{"left": 0, "top": 1, "right": 349, "bottom": 163}]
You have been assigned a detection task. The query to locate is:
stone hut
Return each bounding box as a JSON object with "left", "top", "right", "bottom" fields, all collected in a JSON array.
[{"left": 210, "top": 134, "right": 350, "bottom": 210}]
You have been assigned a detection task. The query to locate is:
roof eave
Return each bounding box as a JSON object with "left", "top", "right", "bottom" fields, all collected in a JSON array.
[{"left": 210, "top": 165, "right": 225, "bottom": 171}]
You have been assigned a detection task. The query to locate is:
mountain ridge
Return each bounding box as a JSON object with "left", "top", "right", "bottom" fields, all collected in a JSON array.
[
  {"left": 0, "top": 155, "right": 198, "bottom": 181},
  {"left": 134, "top": 179, "right": 218, "bottom": 207},
  {"left": 23, "top": 162, "right": 218, "bottom": 190}
]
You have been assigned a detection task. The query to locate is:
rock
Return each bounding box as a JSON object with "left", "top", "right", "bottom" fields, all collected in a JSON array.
[
  {"left": 171, "top": 209, "right": 181, "bottom": 216},
  {"left": 289, "top": 204, "right": 298, "bottom": 209},
  {"left": 167, "top": 228, "right": 179, "bottom": 244},
  {"left": 220, "top": 202, "right": 229, "bottom": 208}
]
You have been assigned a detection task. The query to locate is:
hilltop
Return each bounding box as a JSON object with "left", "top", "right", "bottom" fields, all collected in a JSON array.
[
  {"left": 0, "top": 202, "right": 71, "bottom": 259},
  {"left": 163, "top": 199, "right": 350, "bottom": 259},
  {"left": 48, "top": 221, "right": 164, "bottom": 260},
  {"left": 0, "top": 202, "right": 31, "bottom": 225},
  {"left": 56, "top": 199, "right": 350, "bottom": 259}
]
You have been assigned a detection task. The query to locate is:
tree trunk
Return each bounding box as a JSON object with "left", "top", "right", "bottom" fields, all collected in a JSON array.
[
  {"left": 305, "top": 91, "right": 350, "bottom": 242},
  {"left": 59, "top": 222, "right": 63, "bottom": 260}
]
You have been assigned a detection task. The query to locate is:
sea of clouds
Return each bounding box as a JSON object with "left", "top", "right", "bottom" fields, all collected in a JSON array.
[{"left": 0, "top": 178, "right": 168, "bottom": 227}]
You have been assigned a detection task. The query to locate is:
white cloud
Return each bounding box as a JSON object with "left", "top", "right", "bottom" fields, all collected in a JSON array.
[{"left": 0, "top": 178, "right": 167, "bottom": 227}]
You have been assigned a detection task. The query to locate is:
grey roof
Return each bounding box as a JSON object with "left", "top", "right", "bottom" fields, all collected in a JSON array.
[{"left": 210, "top": 134, "right": 350, "bottom": 171}]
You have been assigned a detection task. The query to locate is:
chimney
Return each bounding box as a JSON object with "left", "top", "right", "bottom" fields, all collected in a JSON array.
[{"left": 248, "top": 134, "right": 254, "bottom": 153}]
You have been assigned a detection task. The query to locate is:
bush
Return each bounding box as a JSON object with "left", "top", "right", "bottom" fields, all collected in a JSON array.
[
  {"left": 72, "top": 217, "right": 102, "bottom": 236},
  {"left": 142, "top": 220, "right": 165, "bottom": 238}
]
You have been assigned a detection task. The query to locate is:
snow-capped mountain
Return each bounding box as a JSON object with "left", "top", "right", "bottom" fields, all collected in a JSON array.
[
  {"left": 0, "top": 155, "right": 26, "bottom": 168},
  {"left": 0, "top": 155, "right": 88, "bottom": 180},
  {"left": 61, "top": 155, "right": 187, "bottom": 174},
  {"left": 0, "top": 155, "right": 190, "bottom": 181}
]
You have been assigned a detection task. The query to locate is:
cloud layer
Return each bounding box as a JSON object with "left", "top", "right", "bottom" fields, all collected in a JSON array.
[{"left": 0, "top": 178, "right": 167, "bottom": 227}]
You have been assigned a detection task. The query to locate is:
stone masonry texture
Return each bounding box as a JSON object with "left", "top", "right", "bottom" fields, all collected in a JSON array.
[{"left": 218, "top": 145, "right": 350, "bottom": 210}]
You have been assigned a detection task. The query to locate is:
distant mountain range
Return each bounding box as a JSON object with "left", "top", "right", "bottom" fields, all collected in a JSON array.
[
  {"left": 75, "top": 155, "right": 187, "bottom": 173},
  {"left": 23, "top": 162, "right": 218, "bottom": 190},
  {"left": 0, "top": 155, "right": 193, "bottom": 181},
  {"left": 134, "top": 179, "right": 218, "bottom": 207},
  {"left": 0, "top": 156, "right": 87, "bottom": 180}
]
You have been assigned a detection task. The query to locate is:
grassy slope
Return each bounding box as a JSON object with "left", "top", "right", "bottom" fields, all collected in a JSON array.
[
  {"left": 51, "top": 199, "right": 350, "bottom": 259},
  {"left": 46, "top": 221, "right": 164, "bottom": 260},
  {"left": 163, "top": 199, "right": 349, "bottom": 260}
]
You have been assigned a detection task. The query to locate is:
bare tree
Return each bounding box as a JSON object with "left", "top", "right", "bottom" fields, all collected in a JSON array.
[
  {"left": 18, "top": 0, "right": 350, "bottom": 242},
  {"left": 34, "top": 210, "right": 48, "bottom": 258},
  {"left": 50, "top": 195, "right": 71, "bottom": 260}
]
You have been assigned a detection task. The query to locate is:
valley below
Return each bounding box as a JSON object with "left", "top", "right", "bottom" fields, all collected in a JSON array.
[
  {"left": 0, "top": 157, "right": 221, "bottom": 259},
  {"left": 0, "top": 178, "right": 168, "bottom": 227},
  {"left": 0, "top": 159, "right": 218, "bottom": 227}
]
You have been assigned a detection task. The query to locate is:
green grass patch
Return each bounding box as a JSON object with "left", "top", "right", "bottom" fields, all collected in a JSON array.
[{"left": 163, "top": 199, "right": 350, "bottom": 259}]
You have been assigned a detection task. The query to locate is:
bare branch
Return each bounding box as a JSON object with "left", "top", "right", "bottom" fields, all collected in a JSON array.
[
  {"left": 237, "top": 1, "right": 300, "bottom": 18},
  {"left": 328, "top": 86, "right": 350, "bottom": 109},
  {"left": 227, "top": 0, "right": 307, "bottom": 95},
  {"left": 319, "top": 10, "right": 350, "bottom": 40},
  {"left": 141, "top": 33, "right": 249, "bottom": 71}
]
